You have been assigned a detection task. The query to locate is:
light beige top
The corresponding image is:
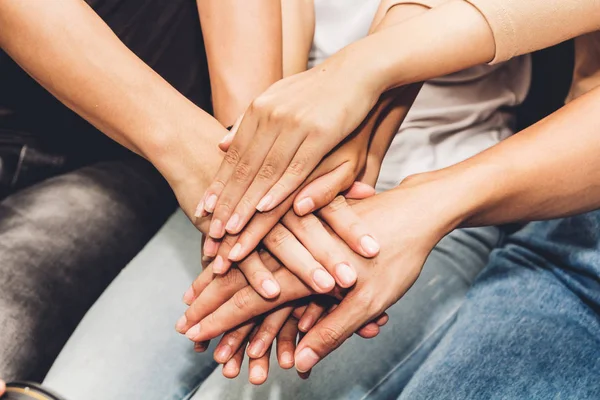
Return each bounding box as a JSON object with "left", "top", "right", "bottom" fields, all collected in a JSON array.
[
  {"left": 394, "top": 0, "right": 600, "bottom": 102},
  {"left": 465, "top": 0, "right": 600, "bottom": 101}
]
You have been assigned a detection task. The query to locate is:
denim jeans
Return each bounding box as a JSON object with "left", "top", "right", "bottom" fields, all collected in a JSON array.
[
  {"left": 43, "top": 210, "right": 501, "bottom": 400},
  {"left": 398, "top": 211, "right": 600, "bottom": 400}
]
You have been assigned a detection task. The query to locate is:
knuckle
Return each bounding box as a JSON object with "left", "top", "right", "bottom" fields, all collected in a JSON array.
[
  {"left": 324, "top": 195, "right": 348, "bottom": 213},
  {"left": 297, "top": 215, "right": 319, "bottom": 231},
  {"left": 226, "top": 329, "right": 243, "bottom": 344},
  {"left": 224, "top": 147, "right": 242, "bottom": 166},
  {"left": 256, "top": 163, "right": 278, "bottom": 181},
  {"left": 220, "top": 269, "right": 242, "bottom": 288},
  {"left": 250, "top": 96, "right": 270, "bottom": 113},
  {"left": 265, "top": 225, "right": 291, "bottom": 248},
  {"left": 232, "top": 161, "right": 253, "bottom": 183},
  {"left": 287, "top": 159, "right": 306, "bottom": 177},
  {"left": 317, "top": 324, "right": 346, "bottom": 350},
  {"left": 259, "top": 323, "right": 278, "bottom": 338},
  {"left": 232, "top": 288, "right": 253, "bottom": 311}
]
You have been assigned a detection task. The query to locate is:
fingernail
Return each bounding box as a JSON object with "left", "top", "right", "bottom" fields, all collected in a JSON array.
[
  {"left": 299, "top": 316, "right": 314, "bottom": 332},
  {"left": 281, "top": 351, "right": 294, "bottom": 367},
  {"left": 216, "top": 344, "right": 232, "bottom": 362},
  {"left": 295, "top": 197, "right": 315, "bottom": 215},
  {"left": 250, "top": 365, "right": 266, "bottom": 382},
  {"left": 194, "top": 342, "right": 208, "bottom": 353},
  {"left": 261, "top": 279, "right": 280, "bottom": 297},
  {"left": 185, "top": 323, "right": 201, "bottom": 340},
  {"left": 175, "top": 315, "right": 187, "bottom": 332},
  {"left": 209, "top": 219, "right": 224, "bottom": 238},
  {"left": 296, "top": 348, "right": 320, "bottom": 373},
  {"left": 248, "top": 339, "right": 266, "bottom": 358},
  {"left": 256, "top": 195, "right": 273, "bottom": 212},
  {"left": 335, "top": 263, "right": 357, "bottom": 287},
  {"left": 224, "top": 359, "right": 238, "bottom": 375},
  {"left": 228, "top": 243, "right": 242, "bottom": 260},
  {"left": 219, "top": 133, "right": 233, "bottom": 146},
  {"left": 183, "top": 286, "right": 194, "bottom": 304},
  {"left": 204, "top": 239, "right": 218, "bottom": 257},
  {"left": 225, "top": 213, "right": 240, "bottom": 233},
  {"left": 312, "top": 269, "right": 335, "bottom": 292},
  {"left": 360, "top": 235, "right": 380, "bottom": 256},
  {"left": 212, "top": 255, "right": 224, "bottom": 274},
  {"left": 194, "top": 200, "right": 205, "bottom": 218},
  {"left": 205, "top": 194, "right": 218, "bottom": 213}
]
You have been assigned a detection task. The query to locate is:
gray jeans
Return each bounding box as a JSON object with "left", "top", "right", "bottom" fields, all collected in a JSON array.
[
  {"left": 0, "top": 158, "right": 175, "bottom": 382},
  {"left": 44, "top": 210, "right": 502, "bottom": 400}
]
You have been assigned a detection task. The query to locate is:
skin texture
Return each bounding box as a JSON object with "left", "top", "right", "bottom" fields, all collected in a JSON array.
[{"left": 183, "top": 0, "right": 600, "bottom": 380}]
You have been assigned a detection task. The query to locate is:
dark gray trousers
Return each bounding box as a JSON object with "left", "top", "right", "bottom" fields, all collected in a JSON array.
[{"left": 0, "top": 0, "right": 211, "bottom": 381}]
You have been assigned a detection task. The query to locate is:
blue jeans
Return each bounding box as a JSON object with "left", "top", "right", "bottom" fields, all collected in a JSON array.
[
  {"left": 43, "top": 211, "right": 501, "bottom": 400},
  {"left": 399, "top": 212, "right": 600, "bottom": 399}
]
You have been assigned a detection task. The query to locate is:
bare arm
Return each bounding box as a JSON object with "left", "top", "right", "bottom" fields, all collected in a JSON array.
[{"left": 197, "top": 0, "right": 283, "bottom": 126}]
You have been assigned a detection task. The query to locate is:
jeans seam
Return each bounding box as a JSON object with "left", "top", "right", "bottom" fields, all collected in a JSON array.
[{"left": 359, "top": 305, "right": 461, "bottom": 400}]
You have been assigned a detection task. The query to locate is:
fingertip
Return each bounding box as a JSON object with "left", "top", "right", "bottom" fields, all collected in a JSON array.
[
  {"left": 249, "top": 365, "right": 267, "bottom": 385},
  {"left": 295, "top": 347, "right": 320, "bottom": 373},
  {"left": 223, "top": 360, "right": 240, "bottom": 379},
  {"left": 182, "top": 286, "right": 195, "bottom": 305},
  {"left": 279, "top": 351, "right": 295, "bottom": 369},
  {"left": 228, "top": 243, "right": 243, "bottom": 261},
  {"left": 334, "top": 262, "right": 357, "bottom": 288},
  {"left": 294, "top": 197, "right": 315, "bottom": 216},
  {"left": 359, "top": 235, "right": 380, "bottom": 257},
  {"left": 261, "top": 279, "right": 280, "bottom": 298},
  {"left": 312, "top": 269, "right": 336, "bottom": 293}
]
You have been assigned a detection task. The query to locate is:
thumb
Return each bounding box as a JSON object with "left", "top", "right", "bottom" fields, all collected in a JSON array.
[
  {"left": 294, "top": 163, "right": 354, "bottom": 216},
  {"left": 294, "top": 295, "right": 370, "bottom": 373},
  {"left": 344, "top": 181, "right": 376, "bottom": 200},
  {"left": 218, "top": 113, "right": 244, "bottom": 152}
]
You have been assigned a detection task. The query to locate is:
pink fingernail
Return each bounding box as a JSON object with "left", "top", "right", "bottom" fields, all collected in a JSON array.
[
  {"left": 256, "top": 195, "right": 273, "bottom": 212},
  {"left": 185, "top": 324, "right": 201, "bottom": 340},
  {"left": 216, "top": 344, "right": 232, "bottom": 362},
  {"left": 212, "top": 255, "right": 224, "bottom": 274},
  {"left": 182, "top": 286, "right": 194, "bottom": 304},
  {"left": 281, "top": 351, "right": 294, "bottom": 367},
  {"left": 194, "top": 200, "right": 205, "bottom": 219},
  {"left": 205, "top": 194, "right": 218, "bottom": 213},
  {"left": 223, "top": 359, "right": 238, "bottom": 375},
  {"left": 250, "top": 365, "right": 266, "bottom": 381},
  {"left": 209, "top": 219, "right": 224, "bottom": 238},
  {"left": 203, "top": 239, "right": 218, "bottom": 257},
  {"left": 175, "top": 315, "right": 187, "bottom": 332},
  {"left": 360, "top": 235, "right": 380, "bottom": 256},
  {"left": 225, "top": 213, "right": 240, "bottom": 233},
  {"left": 299, "top": 316, "right": 314, "bottom": 332},
  {"left": 261, "top": 279, "right": 279, "bottom": 297},
  {"left": 335, "top": 263, "right": 357, "bottom": 287},
  {"left": 248, "top": 339, "right": 266, "bottom": 358},
  {"left": 295, "top": 197, "right": 315, "bottom": 215},
  {"left": 228, "top": 243, "right": 242, "bottom": 260},
  {"left": 296, "top": 348, "right": 320, "bottom": 373},
  {"left": 219, "top": 133, "right": 233, "bottom": 146},
  {"left": 312, "top": 269, "right": 335, "bottom": 292}
]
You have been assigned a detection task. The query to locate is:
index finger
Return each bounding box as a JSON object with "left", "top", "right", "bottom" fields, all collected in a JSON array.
[{"left": 293, "top": 288, "right": 381, "bottom": 373}]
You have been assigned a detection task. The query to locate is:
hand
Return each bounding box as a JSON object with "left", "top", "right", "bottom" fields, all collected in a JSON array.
[
  {"left": 197, "top": 181, "right": 378, "bottom": 299},
  {"left": 180, "top": 174, "right": 461, "bottom": 371},
  {"left": 0, "top": 379, "right": 5, "bottom": 396},
  {"left": 199, "top": 55, "right": 384, "bottom": 240}
]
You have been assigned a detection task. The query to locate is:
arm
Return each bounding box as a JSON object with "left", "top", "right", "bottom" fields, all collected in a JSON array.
[
  {"left": 0, "top": 0, "right": 284, "bottom": 223},
  {"left": 282, "top": 0, "right": 314, "bottom": 77},
  {"left": 197, "top": 0, "right": 283, "bottom": 126}
]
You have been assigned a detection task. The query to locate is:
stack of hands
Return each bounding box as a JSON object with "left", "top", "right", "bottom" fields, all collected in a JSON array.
[{"left": 173, "top": 77, "right": 458, "bottom": 384}]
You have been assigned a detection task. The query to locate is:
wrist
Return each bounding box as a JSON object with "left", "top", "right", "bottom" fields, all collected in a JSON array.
[{"left": 141, "top": 106, "right": 226, "bottom": 218}]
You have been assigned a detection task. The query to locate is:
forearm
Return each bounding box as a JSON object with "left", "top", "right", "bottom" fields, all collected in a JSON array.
[
  {"left": 198, "top": 0, "right": 283, "bottom": 126},
  {"left": 0, "top": 0, "right": 224, "bottom": 189},
  {"left": 398, "top": 87, "right": 600, "bottom": 232},
  {"left": 282, "top": 0, "right": 314, "bottom": 77},
  {"left": 361, "top": 2, "right": 429, "bottom": 185},
  {"left": 337, "top": 0, "right": 600, "bottom": 94}
]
